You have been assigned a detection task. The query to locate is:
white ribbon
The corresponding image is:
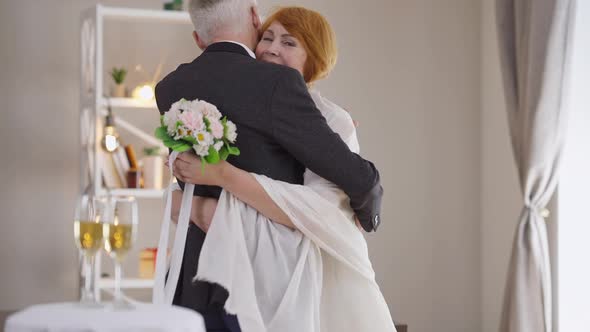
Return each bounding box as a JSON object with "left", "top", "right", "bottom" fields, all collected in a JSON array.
[{"left": 153, "top": 151, "right": 195, "bottom": 305}]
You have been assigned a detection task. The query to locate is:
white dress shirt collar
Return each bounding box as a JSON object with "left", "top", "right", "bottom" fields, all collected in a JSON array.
[{"left": 220, "top": 40, "right": 256, "bottom": 59}]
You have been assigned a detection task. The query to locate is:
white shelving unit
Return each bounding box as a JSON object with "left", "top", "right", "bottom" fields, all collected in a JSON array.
[
  {"left": 100, "top": 97, "right": 157, "bottom": 110},
  {"left": 98, "top": 188, "right": 166, "bottom": 199},
  {"left": 80, "top": 5, "right": 191, "bottom": 296}
]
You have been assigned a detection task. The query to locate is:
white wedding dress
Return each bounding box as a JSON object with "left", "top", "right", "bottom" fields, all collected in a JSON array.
[{"left": 154, "top": 90, "right": 396, "bottom": 332}]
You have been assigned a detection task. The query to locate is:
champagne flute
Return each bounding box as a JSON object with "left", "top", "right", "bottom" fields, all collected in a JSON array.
[
  {"left": 104, "top": 196, "right": 138, "bottom": 308},
  {"left": 74, "top": 195, "right": 107, "bottom": 306}
]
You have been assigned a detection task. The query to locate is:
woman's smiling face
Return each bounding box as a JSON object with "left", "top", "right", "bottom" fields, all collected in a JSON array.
[{"left": 255, "top": 21, "right": 308, "bottom": 76}]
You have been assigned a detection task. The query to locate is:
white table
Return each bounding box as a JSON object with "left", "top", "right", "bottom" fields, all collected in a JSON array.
[{"left": 5, "top": 302, "right": 205, "bottom": 332}]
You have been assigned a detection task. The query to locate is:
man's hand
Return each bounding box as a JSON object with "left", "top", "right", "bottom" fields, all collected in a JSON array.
[{"left": 170, "top": 152, "right": 228, "bottom": 186}]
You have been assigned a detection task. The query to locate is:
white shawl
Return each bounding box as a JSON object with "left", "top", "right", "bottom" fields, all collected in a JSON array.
[{"left": 155, "top": 91, "right": 396, "bottom": 332}]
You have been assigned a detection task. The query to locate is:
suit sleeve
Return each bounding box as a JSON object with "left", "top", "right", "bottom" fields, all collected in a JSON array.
[{"left": 269, "top": 69, "right": 383, "bottom": 231}]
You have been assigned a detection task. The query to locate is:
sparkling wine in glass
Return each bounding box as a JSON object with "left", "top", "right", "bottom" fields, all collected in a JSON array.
[
  {"left": 74, "top": 195, "right": 107, "bottom": 306},
  {"left": 104, "top": 196, "right": 138, "bottom": 309}
]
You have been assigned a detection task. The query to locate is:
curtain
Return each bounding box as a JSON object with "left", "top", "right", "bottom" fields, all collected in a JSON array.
[{"left": 495, "top": 0, "right": 577, "bottom": 331}]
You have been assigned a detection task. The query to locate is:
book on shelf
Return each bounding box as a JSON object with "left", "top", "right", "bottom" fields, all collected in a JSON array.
[
  {"left": 112, "top": 148, "right": 130, "bottom": 187},
  {"left": 124, "top": 144, "right": 140, "bottom": 170},
  {"left": 100, "top": 149, "right": 123, "bottom": 189}
]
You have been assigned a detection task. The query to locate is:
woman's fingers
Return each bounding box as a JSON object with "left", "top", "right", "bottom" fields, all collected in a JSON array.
[
  {"left": 172, "top": 163, "right": 184, "bottom": 180},
  {"left": 176, "top": 152, "right": 196, "bottom": 163}
]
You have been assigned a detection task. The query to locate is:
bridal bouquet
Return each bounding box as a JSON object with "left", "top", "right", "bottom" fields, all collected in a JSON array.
[{"left": 155, "top": 98, "right": 240, "bottom": 169}]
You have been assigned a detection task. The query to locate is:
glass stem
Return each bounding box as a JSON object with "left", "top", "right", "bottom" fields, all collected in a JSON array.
[
  {"left": 114, "top": 261, "right": 122, "bottom": 304},
  {"left": 81, "top": 253, "right": 95, "bottom": 303}
]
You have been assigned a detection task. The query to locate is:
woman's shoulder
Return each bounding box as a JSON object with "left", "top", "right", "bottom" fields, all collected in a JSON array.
[
  {"left": 309, "top": 90, "right": 359, "bottom": 152},
  {"left": 309, "top": 90, "right": 355, "bottom": 131}
]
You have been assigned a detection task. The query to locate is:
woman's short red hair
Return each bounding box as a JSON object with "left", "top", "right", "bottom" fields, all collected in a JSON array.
[{"left": 261, "top": 7, "right": 337, "bottom": 84}]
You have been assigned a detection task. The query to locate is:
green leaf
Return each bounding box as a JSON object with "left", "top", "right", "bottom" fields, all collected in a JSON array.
[
  {"left": 110, "top": 67, "right": 127, "bottom": 84},
  {"left": 155, "top": 126, "right": 169, "bottom": 140},
  {"left": 172, "top": 144, "right": 192, "bottom": 152},
  {"left": 162, "top": 136, "right": 188, "bottom": 151},
  {"left": 160, "top": 115, "right": 166, "bottom": 127},
  {"left": 183, "top": 136, "right": 197, "bottom": 145},
  {"left": 162, "top": 136, "right": 177, "bottom": 146},
  {"left": 204, "top": 146, "right": 220, "bottom": 164},
  {"left": 219, "top": 146, "right": 230, "bottom": 161},
  {"left": 228, "top": 146, "right": 240, "bottom": 156}
]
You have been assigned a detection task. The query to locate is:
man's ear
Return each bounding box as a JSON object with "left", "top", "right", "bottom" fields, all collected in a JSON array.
[
  {"left": 192, "top": 31, "right": 207, "bottom": 50},
  {"left": 251, "top": 5, "right": 262, "bottom": 32}
]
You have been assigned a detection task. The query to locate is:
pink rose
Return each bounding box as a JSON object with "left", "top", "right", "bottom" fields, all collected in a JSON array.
[
  {"left": 208, "top": 117, "right": 224, "bottom": 139},
  {"left": 179, "top": 111, "right": 204, "bottom": 132}
]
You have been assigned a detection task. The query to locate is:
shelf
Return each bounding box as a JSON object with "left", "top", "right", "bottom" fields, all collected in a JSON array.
[
  {"left": 101, "top": 97, "right": 157, "bottom": 110},
  {"left": 98, "top": 188, "right": 165, "bottom": 199},
  {"left": 99, "top": 5, "right": 191, "bottom": 25},
  {"left": 98, "top": 277, "right": 154, "bottom": 289}
]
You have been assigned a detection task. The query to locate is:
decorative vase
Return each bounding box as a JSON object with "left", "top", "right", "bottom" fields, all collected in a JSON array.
[
  {"left": 142, "top": 155, "right": 163, "bottom": 189},
  {"left": 112, "top": 84, "right": 126, "bottom": 98}
]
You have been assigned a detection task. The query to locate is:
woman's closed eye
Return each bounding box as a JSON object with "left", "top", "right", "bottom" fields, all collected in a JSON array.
[{"left": 282, "top": 40, "right": 296, "bottom": 47}]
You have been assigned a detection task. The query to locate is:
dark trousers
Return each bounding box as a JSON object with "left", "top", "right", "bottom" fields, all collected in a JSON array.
[
  {"left": 201, "top": 309, "right": 241, "bottom": 332},
  {"left": 172, "top": 224, "right": 241, "bottom": 332}
]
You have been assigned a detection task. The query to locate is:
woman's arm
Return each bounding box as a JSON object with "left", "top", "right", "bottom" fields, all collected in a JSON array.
[
  {"left": 221, "top": 164, "right": 295, "bottom": 229},
  {"left": 171, "top": 153, "right": 295, "bottom": 230}
]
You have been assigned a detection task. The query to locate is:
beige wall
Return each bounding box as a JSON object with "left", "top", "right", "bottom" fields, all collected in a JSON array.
[
  {"left": 480, "top": 1, "right": 522, "bottom": 332},
  {"left": 0, "top": 1, "right": 483, "bottom": 331}
]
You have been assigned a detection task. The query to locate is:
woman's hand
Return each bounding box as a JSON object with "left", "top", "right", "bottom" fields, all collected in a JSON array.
[
  {"left": 167, "top": 151, "right": 295, "bottom": 230},
  {"left": 169, "top": 152, "right": 229, "bottom": 186}
]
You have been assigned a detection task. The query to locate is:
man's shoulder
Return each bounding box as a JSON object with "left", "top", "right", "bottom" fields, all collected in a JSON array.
[
  {"left": 262, "top": 62, "right": 304, "bottom": 84},
  {"left": 155, "top": 60, "right": 193, "bottom": 91},
  {"left": 158, "top": 54, "right": 299, "bottom": 84},
  {"left": 240, "top": 60, "right": 302, "bottom": 86}
]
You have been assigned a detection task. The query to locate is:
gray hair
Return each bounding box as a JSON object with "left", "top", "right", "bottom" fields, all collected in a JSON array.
[{"left": 189, "top": 0, "right": 257, "bottom": 45}]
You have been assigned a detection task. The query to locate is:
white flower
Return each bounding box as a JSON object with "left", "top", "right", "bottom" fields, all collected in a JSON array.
[
  {"left": 164, "top": 110, "right": 180, "bottom": 135},
  {"left": 176, "top": 98, "right": 193, "bottom": 112},
  {"left": 168, "top": 100, "right": 182, "bottom": 116},
  {"left": 167, "top": 123, "right": 176, "bottom": 136},
  {"left": 193, "top": 144, "right": 209, "bottom": 157},
  {"left": 193, "top": 130, "right": 213, "bottom": 150},
  {"left": 163, "top": 109, "right": 178, "bottom": 126},
  {"left": 167, "top": 99, "right": 196, "bottom": 133},
  {"left": 174, "top": 126, "right": 188, "bottom": 140},
  {"left": 168, "top": 99, "right": 191, "bottom": 117},
  {"left": 225, "top": 121, "right": 237, "bottom": 143},
  {"left": 214, "top": 141, "right": 224, "bottom": 151},
  {"left": 193, "top": 100, "right": 222, "bottom": 119},
  {"left": 192, "top": 131, "right": 213, "bottom": 157}
]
